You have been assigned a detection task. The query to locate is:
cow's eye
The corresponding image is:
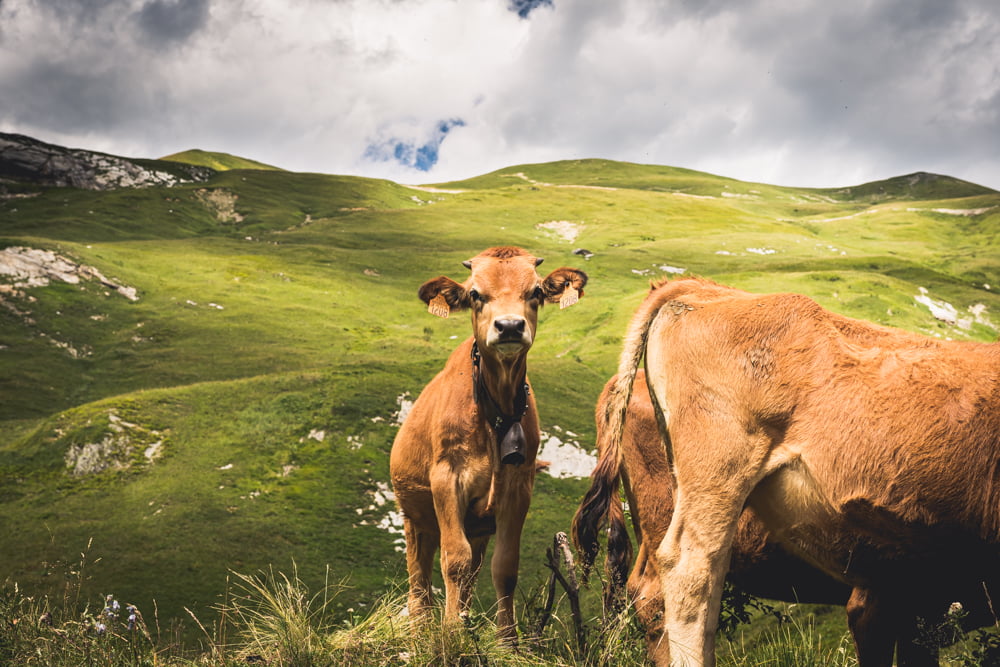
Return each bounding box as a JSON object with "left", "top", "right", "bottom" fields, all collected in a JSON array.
[
  {"left": 469, "top": 288, "right": 481, "bottom": 302},
  {"left": 531, "top": 287, "right": 544, "bottom": 301}
]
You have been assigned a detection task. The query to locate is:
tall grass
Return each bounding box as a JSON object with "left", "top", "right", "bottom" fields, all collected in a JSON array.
[
  {"left": 6, "top": 560, "right": 1000, "bottom": 666},
  {"left": 719, "top": 607, "right": 858, "bottom": 667},
  {"left": 218, "top": 565, "right": 648, "bottom": 667},
  {"left": 218, "top": 564, "right": 339, "bottom": 666},
  {"left": 0, "top": 543, "right": 161, "bottom": 666},
  {"left": 0, "top": 556, "right": 838, "bottom": 667}
]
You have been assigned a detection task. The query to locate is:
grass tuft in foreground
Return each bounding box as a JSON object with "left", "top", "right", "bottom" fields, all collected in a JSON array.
[
  {"left": 1, "top": 579, "right": 159, "bottom": 666},
  {"left": 719, "top": 606, "right": 859, "bottom": 667},
  {"left": 5, "top": 561, "right": 1000, "bottom": 666},
  {"left": 216, "top": 564, "right": 340, "bottom": 666}
]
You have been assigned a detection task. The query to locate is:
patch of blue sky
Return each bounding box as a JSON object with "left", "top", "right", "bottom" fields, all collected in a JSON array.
[
  {"left": 508, "top": 0, "right": 554, "bottom": 19},
  {"left": 365, "top": 118, "right": 466, "bottom": 172}
]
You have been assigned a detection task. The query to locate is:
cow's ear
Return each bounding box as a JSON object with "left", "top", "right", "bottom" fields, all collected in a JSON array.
[
  {"left": 418, "top": 276, "right": 470, "bottom": 318},
  {"left": 541, "top": 268, "right": 588, "bottom": 309}
]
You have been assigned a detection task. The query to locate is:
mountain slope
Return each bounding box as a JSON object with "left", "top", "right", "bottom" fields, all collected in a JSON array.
[
  {"left": 161, "top": 148, "right": 283, "bottom": 172},
  {"left": 1, "top": 135, "right": 998, "bottom": 637},
  {"left": 821, "top": 170, "right": 996, "bottom": 202}
]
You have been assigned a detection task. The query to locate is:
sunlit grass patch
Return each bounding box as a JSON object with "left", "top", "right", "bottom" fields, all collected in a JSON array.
[
  {"left": 718, "top": 604, "right": 858, "bottom": 667},
  {"left": 216, "top": 564, "right": 341, "bottom": 666}
]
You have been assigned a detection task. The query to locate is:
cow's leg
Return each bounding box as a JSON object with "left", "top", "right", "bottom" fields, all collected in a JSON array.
[
  {"left": 629, "top": 543, "right": 666, "bottom": 656},
  {"left": 652, "top": 482, "right": 744, "bottom": 667},
  {"left": 430, "top": 464, "right": 475, "bottom": 626},
  {"left": 646, "top": 402, "right": 769, "bottom": 666},
  {"left": 461, "top": 535, "right": 490, "bottom": 611},
  {"left": 403, "top": 516, "right": 439, "bottom": 619},
  {"left": 491, "top": 476, "right": 532, "bottom": 644},
  {"left": 847, "top": 588, "right": 939, "bottom": 667}
]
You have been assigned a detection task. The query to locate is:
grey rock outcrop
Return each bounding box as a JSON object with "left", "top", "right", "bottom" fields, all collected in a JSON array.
[
  {"left": 0, "top": 246, "right": 138, "bottom": 301},
  {"left": 0, "top": 132, "right": 212, "bottom": 190}
]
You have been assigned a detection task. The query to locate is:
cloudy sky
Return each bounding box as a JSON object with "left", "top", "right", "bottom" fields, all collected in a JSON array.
[{"left": 1, "top": 0, "right": 999, "bottom": 189}]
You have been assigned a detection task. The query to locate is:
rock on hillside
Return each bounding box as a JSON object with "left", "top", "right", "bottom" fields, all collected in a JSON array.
[
  {"left": 0, "top": 246, "right": 138, "bottom": 301},
  {"left": 0, "top": 133, "right": 212, "bottom": 191}
]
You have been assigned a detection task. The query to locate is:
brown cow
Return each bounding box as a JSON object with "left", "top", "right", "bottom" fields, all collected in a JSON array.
[
  {"left": 580, "top": 370, "right": 849, "bottom": 654},
  {"left": 581, "top": 371, "right": 983, "bottom": 665},
  {"left": 389, "top": 246, "right": 587, "bottom": 642},
  {"left": 575, "top": 277, "right": 1000, "bottom": 666}
]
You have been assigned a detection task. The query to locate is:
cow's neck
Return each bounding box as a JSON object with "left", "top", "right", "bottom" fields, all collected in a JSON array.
[
  {"left": 471, "top": 341, "right": 531, "bottom": 466},
  {"left": 472, "top": 341, "right": 528, "bottom": 416}
]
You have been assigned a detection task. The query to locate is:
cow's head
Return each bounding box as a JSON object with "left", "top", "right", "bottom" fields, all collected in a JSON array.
[{"left": 418, "top": 246, "right": 587, "bottom": 359}]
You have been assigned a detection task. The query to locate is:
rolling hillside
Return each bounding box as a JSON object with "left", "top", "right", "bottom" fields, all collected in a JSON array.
[
  {"left": 1, "top": 133, "right": 998, "bottom": 642},
  {"left": 160, "top": 148, "right": 283, "bottom": 172}
]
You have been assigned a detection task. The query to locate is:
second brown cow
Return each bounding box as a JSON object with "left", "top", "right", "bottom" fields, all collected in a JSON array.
[
  {"left": 578, "top": 370, "right": 849, "bottom": 655},
  {"left": 576, "top": 276, "right": 1000, "bottom": 666}
]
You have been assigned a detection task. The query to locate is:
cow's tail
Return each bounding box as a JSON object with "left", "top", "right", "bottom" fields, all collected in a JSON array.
[
  {"left": 572, "top": 291, "right": 662, "bottom": 583},
  {"left": 602, "top": 467, "right": 632, "bottom": 613}
]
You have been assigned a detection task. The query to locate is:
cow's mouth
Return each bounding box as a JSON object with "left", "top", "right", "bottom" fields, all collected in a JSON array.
[
  {"left": 496, "top": 333, "right": 527, "bottom": 345},
  {"left": 490, "top": 338, "right": 530, "bottom": 356}
]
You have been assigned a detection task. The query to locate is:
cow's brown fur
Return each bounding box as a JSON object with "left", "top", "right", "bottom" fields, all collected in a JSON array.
[
  {"left": 576, "top": 277, "right": 1000, "bottom": 666},
  {"left": 390, "top": 247, "right": 586, "bottom": 641},
  {"left": 585, "top": 370, "right": 849, "bottom": 654}
]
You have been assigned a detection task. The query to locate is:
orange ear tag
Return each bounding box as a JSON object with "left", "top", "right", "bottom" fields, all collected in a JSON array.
[
  {"left": 428, "top": 293, "right": 450, "bottom": 318},
  {"left": 559, "top": 285, "right": 579, "bottom": 309}
]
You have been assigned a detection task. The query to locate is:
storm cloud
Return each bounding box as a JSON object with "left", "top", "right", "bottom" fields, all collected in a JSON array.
[
  {"left": 1, "top": 0, "right": 998, "bottom": 189},
  {"left": 135, "top": 0, "right": 210, "bottom": 47}
]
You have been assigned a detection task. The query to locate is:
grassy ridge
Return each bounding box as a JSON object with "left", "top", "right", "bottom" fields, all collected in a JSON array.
[
  {"left": 160, "top": 149, "right": 284, "bottom": 172},
  {"left": 1, "top": 153, "right": 998, "bottom": 653}
]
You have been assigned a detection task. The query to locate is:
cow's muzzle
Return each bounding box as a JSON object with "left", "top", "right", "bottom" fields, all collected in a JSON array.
[{"left": 494, "top": 317, "right": 526, "bottom": 342}]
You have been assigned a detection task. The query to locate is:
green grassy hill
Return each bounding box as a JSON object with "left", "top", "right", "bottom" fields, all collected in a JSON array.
[
  {"left": 160, "top": 148, "right": 284, "bottom": 172},
  {"left": 1, "top": 139, "right": 998, "bottom": 652}
]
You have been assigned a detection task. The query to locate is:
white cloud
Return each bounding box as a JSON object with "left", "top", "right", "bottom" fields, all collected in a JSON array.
[{"left": 1, "top": 0, "right": 998, "bottom": 189}]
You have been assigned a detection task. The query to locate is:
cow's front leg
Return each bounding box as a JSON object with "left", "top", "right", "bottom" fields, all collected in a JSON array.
[
  {"left": 491, "top": 474, "right": 532, "bottom": 644},
  {"left": 430, "top": 463, "right": 475, "bottom": 625},
  {"left": 402, "top": 516, "right": 439, "bottom": 620}
]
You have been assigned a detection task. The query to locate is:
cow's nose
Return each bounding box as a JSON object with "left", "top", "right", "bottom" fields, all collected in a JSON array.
[{"left": 494, "top": 318, "right": 526, "bottom": 338}]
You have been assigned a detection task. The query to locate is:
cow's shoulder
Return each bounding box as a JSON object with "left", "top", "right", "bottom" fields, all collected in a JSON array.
[{"left": 403, "top": 337, "right": 479, "bottom": 425}]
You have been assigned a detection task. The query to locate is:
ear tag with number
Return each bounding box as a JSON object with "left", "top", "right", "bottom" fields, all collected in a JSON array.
[
  {"left": 428, "top": 293, "right": 450, "bottom": 318},
  {"left": 559, "top": 285, "right": 579, "bottom": 309}
]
